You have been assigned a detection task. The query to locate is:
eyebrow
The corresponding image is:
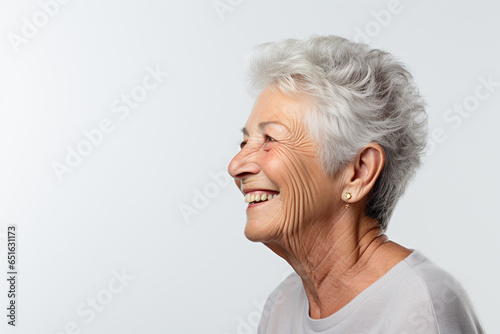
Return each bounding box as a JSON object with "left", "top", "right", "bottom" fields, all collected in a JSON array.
[{"left": 240, "top": 121, "right": 287, "bottom": 136}]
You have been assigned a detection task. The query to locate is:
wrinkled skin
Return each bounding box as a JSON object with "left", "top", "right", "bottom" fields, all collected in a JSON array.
[
  {"left": 228, "top": 87, "right": 349, "bottom": 263},
  {"left": 228, "top": 87, "right": 411, "bottom": 319}
]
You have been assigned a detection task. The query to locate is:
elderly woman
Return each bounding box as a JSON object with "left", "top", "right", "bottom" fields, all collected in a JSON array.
[{"left": 227, "top": 36, "right": 484, "bottom": 333}]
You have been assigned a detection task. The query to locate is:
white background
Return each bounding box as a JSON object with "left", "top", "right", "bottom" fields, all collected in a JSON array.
[{"left": 0, "top": 0, "right": 499, "bottom": 333}]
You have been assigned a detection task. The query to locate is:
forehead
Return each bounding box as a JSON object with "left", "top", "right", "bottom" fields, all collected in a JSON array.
[{"left": 244, "top": 87, "right": 308, "bottom": 131}]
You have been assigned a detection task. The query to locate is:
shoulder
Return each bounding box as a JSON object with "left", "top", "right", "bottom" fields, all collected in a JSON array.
[
  {"left": 258, "top": 272, "right": 303, "bottom": 333},
  {"left": 394, "top": 251, "right": 484, "bottom": 333},
  {"left": 261, "top": 271, "right": 302, "bottom": 311}
]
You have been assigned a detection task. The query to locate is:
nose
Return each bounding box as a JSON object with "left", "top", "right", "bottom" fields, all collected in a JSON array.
[{"left": 227, "top": 147, "right": 261, "bottom": 185}]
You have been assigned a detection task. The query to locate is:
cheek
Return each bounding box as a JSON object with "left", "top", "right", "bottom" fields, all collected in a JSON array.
[
  {"left": 262, "top": 147, "right": 327, "bottom": 220},
  {"left": 261, "top": 147, "right": 296, "bottom": 186}
]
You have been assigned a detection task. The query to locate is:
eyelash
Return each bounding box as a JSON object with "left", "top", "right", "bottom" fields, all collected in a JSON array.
[
  {"left": 264, "top": 135, "right": 276, "bottom": 142},
  {"left": 239, "top": 135, "right": 276, "bottom": 149}
]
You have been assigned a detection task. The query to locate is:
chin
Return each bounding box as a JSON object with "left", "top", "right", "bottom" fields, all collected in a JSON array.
[{"left": 243, "top": 219, "right": 277, "bottom": 243}]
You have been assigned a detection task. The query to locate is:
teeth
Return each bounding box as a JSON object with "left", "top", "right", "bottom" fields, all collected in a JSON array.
[{"left": 244, "top": 193, "right": 278, "bottom": 204}]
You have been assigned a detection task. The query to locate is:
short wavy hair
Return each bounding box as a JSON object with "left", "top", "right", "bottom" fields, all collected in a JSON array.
[{"left": 246, "top": 35, "right": 428, "bottom": 231}]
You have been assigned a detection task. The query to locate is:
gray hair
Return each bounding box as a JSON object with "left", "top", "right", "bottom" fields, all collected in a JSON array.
[{"left": 246, "top": 35, "right": 428, "bottom": 231}]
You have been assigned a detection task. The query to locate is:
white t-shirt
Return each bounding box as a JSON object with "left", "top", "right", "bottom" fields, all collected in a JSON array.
[{"left": 257, "top": 251, "right": 484, "bottom": 333}]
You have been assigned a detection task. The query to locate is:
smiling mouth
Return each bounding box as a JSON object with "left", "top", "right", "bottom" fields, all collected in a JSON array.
[{"left": 244, "top": 193, "right": 278, "bottom": 205}]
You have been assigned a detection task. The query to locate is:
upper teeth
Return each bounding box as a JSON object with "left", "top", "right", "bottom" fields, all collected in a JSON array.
[{"left": 244, "top": 193, "right": 278, "bottom": 203}]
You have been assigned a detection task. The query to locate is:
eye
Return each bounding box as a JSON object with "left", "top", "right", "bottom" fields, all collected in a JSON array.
[
  {"left": 239, "top": 141, "right": 247, "bottom": 149},
  {"left": 264, "top": 135, "right": 276, "bottom": 142}
]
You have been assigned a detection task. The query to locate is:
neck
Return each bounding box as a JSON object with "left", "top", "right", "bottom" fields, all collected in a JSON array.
[{"left": 263, "top": 208, "right": 411, "bottom": 319}]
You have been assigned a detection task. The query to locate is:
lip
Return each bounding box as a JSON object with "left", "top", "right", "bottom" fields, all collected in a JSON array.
[
  {"left": 242, "top": 188, "right": 280, "bottom": 196},
  {"left": 247, "top": 200, "right": 269, "bottom": 208}
]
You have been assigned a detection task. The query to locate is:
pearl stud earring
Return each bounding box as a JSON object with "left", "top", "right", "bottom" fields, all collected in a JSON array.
[{"left": 345, "top": 192, "right": 352, "bottom": 208}]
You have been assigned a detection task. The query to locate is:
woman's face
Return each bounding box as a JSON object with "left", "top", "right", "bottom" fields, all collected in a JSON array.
[{"left": 228, "top": 87, "right": 346, "bottom": 245}]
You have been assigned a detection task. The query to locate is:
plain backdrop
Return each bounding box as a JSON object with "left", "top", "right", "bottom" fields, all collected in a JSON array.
[{"left": 0, "top": 0, "right": 499, "bottom": 333}]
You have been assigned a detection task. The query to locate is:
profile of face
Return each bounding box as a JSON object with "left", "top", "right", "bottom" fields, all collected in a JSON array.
[{"left": 228, "top": 88, "right": 348, "bottom": 247}]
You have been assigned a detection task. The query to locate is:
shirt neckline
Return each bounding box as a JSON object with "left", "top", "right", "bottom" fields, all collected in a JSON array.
[{"left": 303, "top": 250, "right": 422, "bottom": 332}]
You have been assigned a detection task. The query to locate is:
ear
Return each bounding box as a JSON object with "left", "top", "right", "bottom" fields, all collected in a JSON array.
[{"left": 343, "top": 143, "right": 385, "bottom": 204}]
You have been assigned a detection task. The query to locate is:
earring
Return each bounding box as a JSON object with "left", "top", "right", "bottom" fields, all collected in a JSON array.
[{"left": 344, "top": 192, "right": 352, "bottom": 209}]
